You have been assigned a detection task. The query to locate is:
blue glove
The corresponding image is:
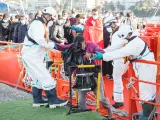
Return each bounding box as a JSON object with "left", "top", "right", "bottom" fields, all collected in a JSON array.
[
  {"left": 92, "top": 52, "right": 103, "bottom": 60},
  {"left": 54, "top": 45, "right": 57, "bottom": 49},
  {"left": 63, "top": 49, "right": 68, "bottom": 53}
]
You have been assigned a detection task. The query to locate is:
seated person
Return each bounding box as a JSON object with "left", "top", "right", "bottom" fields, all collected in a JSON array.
[
  {"left": 55, "top": 35, "right": 113, "bottom": 119},
  {"left": 51, "top": 14, "right": 67, "bottom": 44},
  {"left": 71, "top": 14, "right": 84, "bottom": 38}
]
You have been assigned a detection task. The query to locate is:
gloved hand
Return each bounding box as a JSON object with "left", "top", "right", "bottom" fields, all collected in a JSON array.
[
  {"left": 54, "top": 45, "right": 57, "bottom": 49},
  {"left": 63, "top": 49, "right": 68, "bottom": 53},
  {"left": 92, "top": 52, "right": 103, "bottom": 60}
]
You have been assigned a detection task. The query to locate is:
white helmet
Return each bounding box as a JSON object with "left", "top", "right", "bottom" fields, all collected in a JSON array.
[
  {"left": 104, "top": 16, "right": 117, "bottom": 26},
  {"left": 118, "top": 25, "right": 133, "bottom": 39},
  {"left": 42, "top": 7, "right": 57, "bottom": 19}
]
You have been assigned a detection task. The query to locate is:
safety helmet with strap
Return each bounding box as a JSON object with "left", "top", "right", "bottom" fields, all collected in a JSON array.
[
  {"left": 117, "top": 24, "right": 133, "bottom": 39},
  {"left": 104, "top": 16, "right": 117, "bottom": 26},
  {"left": 42, "top": 7, "right": 57, "bottom": 20}
]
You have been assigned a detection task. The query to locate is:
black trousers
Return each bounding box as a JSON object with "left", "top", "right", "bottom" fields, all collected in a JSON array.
[{"left": 102, "top": 60, "right": 113, "bottom": 76}]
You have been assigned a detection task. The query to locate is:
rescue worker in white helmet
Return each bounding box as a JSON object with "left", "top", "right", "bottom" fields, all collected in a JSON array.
[
  {"left": 104, "top": 16, "right": 128, "bottom": 108},
  {"left": 21, "top": 7, "right": 68, "bottom": 108},
  {"left": 93, "top": 24, "right": 157, "bottom": 119}
]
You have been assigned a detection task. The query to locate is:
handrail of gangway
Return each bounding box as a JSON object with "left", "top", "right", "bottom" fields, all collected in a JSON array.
[{"left": 128, "top": 59, "right": 160, "bottom": 120}]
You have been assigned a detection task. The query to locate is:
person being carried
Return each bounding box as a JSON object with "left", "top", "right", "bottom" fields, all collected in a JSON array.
[{"left": 55, "top": 35, "right": 113, "bottom": 119}]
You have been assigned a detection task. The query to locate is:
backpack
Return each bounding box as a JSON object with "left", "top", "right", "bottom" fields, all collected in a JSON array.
[
  {"left": 63, "top": 41, "right": 97, "bottom": 91},
  {"left": 63, "top": 41, "right": 86, "bottom": 75}
]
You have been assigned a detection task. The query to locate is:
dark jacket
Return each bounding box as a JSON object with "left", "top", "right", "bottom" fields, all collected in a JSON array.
[
  {"left": 15, "top": 24, "right": 28, "bottom": 43},
  {"left": 0, "top": 21, "right": 10, "bottom": 41},
  {"left": 0, "top": 20, "right": 4, "bottom": 40},
  {"left": 103, "top": 26, "right": 111, "bottom": 48},
  {"left": 9, "top": 22, "right": 19, "bottom": 41}
]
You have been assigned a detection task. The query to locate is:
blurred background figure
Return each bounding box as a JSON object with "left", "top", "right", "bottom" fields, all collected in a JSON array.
[
  {"left": 50, "top": 14, "right": 67, "bottom": 44},
  {"left": 69, "top": 9, "right": 76, "bottom": 26},
  {"left": 71, "top": 14, "right": 84, "bottom": 38},
  {"left": 123, "top": 12, "right": 138, "bottom": 30},
  {"left": 83, "top": 8, "right": 104, "bottom": 48},
  {"left": 14, "top": 15, "right": 28, "bottom": 43},
  {"left": 9, "top": 15, "right": 19, "bottom": 41},
  {"left": 0, "top": 14, "right": 10, "bottom": 41},
  {"left": 35, "top": 10, "right": 42, "bottom": 20}
]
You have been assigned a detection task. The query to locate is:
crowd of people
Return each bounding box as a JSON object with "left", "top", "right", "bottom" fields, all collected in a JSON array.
[
  {"left": 0, "top": 7, "right": 157, "bottom": 120},
  {"left": 0, "top": 9, "right": 147, "bottom": 43}
]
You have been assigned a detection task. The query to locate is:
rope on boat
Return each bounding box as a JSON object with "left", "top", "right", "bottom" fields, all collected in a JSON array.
[
  {"left": 111, "top": 106, "right": 128, "bottom": 117},
  {"left": 15, "top": 55, "right": 25, "bottom": 89}
]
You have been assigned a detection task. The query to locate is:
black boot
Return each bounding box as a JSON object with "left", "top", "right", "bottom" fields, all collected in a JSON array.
[
  {"left": 102, "top": 116, "right": 116, "bottom": 120},
  {"left": 112, "top": 102, "right": 124, "bottom": 108},
  {"left": 139, "top": 100, "right": 155, "bottom": 120},
  {"left": 112, "top": 96, "right": 114, "bottom": 100},
  {"left": 45, "top": 88, "right": 68, "bottom": 109},
  {"left": 32, "top": 87, "right": 48, "bottom": 107}
]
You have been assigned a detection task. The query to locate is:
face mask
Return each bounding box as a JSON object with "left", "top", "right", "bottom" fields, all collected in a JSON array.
[
  {"left": 106, "top": 27, "right": 112, "bottom": 33},
  {"left": 14, "top": 19, "right": 19, "bottom": 22},
  {"left": 105, "top": 13, "right": 109, "bottom": 17},
  {"left": 21, "top": 20, "right": 26, "bottom": 25},
  {"left": 57, "top": 20, "right": 64, "bottom": 25},
  {"left": 79, "top": 19, "right": 84, "bottom": 24},
  {"left": 47, "top": 21, "right": 53, "bottom": 27},
  {"left": 63, "top": 15, "right": 67, "bottom": 20},
  {"left": 2, "top": 22, "right": 9, "bottom": 28},
  {"left": 71, "top": 14, "right": 76, "bottom": 18},
  {"left": 92, "top": 15, "right": 98, "bottom": 20},
  {"left": 116, "top": 14, "right": 120, "bottom": 17},
  {"left": 3, "top": 20, "right": 8, "bottom": 23}
]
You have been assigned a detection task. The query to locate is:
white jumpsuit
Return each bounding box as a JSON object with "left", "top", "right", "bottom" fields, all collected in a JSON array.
[
  {"left": 21, "top": 20, "right": 56, "bottom": 90},
  {"left": 104, "top": 31, "right": 128, "bottom": 103},
  {"left": 103, "top": 34, "right": 157, "bottom": 102}
]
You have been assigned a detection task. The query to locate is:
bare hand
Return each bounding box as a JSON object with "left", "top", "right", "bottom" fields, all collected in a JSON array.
[{"left": 84, "top": 52, "right": 91, "bottom": 60}]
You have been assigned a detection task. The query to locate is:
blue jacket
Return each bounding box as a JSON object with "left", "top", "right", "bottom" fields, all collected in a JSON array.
[{"left": 15, "top": 24, "right": 28, "bottom": 43}]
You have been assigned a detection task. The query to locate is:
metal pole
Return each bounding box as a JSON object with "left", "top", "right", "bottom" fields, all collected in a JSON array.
[
  {"left": 152, "top": 3, "right": 160, "bottom": 17},
  {"left": 20, "top": 0, "right": 25, "bottom": 16},
  {"left": 61, "top": 0, "right": 67, "bottom": 13},
  {"left": 71, "top": 0, "right": 73, "bottom": 10},
  {"left": 25, "top": 0, "right": 28, "bottom": 10}
]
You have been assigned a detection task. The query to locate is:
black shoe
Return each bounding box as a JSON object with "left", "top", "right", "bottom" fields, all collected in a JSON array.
[
  {"left": 112, "top": 96, "right": 114, "bottom": 100},
  {"left": 45, "top": 88, "right": 68, "bottom": 109},
  {"left": 32, "top": 87, "right": 48, "bottom": 107},
  {"left": 46, "top": 60, "right": 53, "bottom": 70},
  {"left": 139, "top": 100, "right": 155, "bottom": 119},
  {"left": 112, "top": 102, "right": 124, "bottom": 108},
  {"left": 102, "top": 116, "right": 116, "bottom": 120}
]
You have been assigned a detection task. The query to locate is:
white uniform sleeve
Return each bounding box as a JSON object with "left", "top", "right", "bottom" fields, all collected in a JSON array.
[
  {"left": 104, "top": 32, "right": 128, "bottom": 52},
  {"left": 103, "top": 38, "right": 144, "bottom": 61},
  {"left": 28, "top": 21, "right": 55, "bottom": 49}
]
